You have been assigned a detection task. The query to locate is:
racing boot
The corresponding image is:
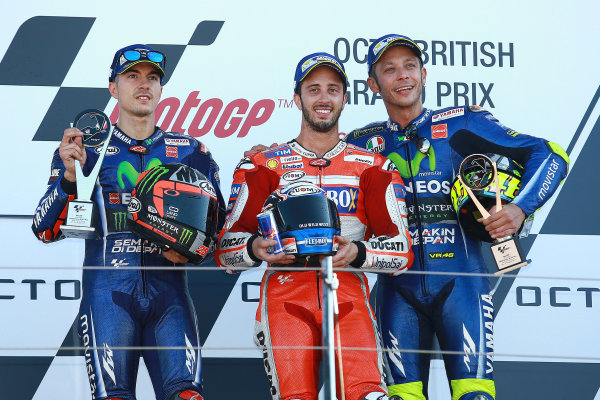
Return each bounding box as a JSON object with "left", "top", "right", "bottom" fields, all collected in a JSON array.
[
  {"left": 170, "top": 390, "right": 204, "bottom": 400},
  {"left": 458, "top": 392, "right": 494, "bottom": 400},
  {"left": 362, "top": 392, "right": 392, "bottom": 400}
]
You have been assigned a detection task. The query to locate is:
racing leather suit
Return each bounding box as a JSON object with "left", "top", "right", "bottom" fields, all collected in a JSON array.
[
  {"left": 215, "top": 140, "right": 414, "bottom": 400},
  {"left": 345, "top": 106, "right": 569, "bottom": 400},
  {"left": 32, "top": 126, "right": 225, "bottom": 400}
]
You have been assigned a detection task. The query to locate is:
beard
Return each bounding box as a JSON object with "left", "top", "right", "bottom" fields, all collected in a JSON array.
[{"left": 300, "top": 98, "right": 343, "bottom": 133}]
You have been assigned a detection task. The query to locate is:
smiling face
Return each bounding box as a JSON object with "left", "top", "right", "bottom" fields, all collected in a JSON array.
[
  {"left": 109, "top": 62, "right": 163, "bottom": 119},
  {"left": 368, "top": 46, "right": 426, "bottom": 114},
  {"left": 294, "top": 66, "right": 347, "bottom": 133}
]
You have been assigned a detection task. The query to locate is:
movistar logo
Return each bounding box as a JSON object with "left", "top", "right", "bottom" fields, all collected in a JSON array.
[
  {"left": 136, "top": 165, "right": 170, "bottom": 195},
  {"left": 114, "top": 212, "right": 127, "bottom": 231},
  {"left": 181, "top": 228, "right": 193, "bottom": 245},
  {"left": 387, "top": 146, "right": 436, "bottom": 178},
  {"left": 117, "top": 158, "right": 162, "bottom": 189}
]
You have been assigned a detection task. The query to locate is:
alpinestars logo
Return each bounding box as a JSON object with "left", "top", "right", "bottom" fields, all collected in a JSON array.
[
  {"left": 277, "top": 274, "right": 293, "bottom": 285},
  {"left": 462, "top": 323, "right": 477, "bottom": 373},
  {"left": 185, "top": 333, "right": 197, "bottom": 376},
  {"left": 102, "top": 343, "right": 117, "bottom": 385},
  {"left": 0, "top": 17, "right": 227, "bottom": 143},
  {"left": 387, "top": 331, "right": 406, "bottom": 377}
]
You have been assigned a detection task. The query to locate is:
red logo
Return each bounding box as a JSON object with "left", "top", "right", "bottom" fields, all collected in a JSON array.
[
  {"left": 166, "top": 146, "right": 178, "bottom": 158},
  {"left": 109, "top": 193, "right": 120, "bottom": 204},
  {"left": 309, "top": 158, "right": 331, "bottom": 167},
  {"left": 129, "top": 145, "right": 149, "bottom": 154},
  {"left": 195, "top": 246, "right": 209, "bottom": 256},
  {"left": 110, "top": 90, "right": 276, "bottom": 139},
  {"left": 431, "top": 124, "right": 448, "bottom": 139}
]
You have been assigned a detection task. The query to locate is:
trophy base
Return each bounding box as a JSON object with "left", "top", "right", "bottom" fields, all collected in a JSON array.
[
  {"left": 60, "top": 225, "right": 98, "bottom": 239},
  {"left": 489, "top": 237, "right": 529, "bottom": 275},
  {"left": 61, "top": 200, "right": 98, "bottom": 239}
]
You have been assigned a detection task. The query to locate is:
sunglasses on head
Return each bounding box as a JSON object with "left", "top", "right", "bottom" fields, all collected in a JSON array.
[{"left": 121, "top": 49, "right": 165, "bottom": 66}]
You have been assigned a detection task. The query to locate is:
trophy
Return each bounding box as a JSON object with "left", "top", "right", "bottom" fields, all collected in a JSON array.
[
  {"left": 60, "top": 109, "right": 113, "bottom": 239},
  {"left": 458, "top": 154, "right": 528, "bottom": 274}
]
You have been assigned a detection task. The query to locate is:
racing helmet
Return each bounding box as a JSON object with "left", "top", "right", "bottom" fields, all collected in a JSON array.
[
  {"left": 127, "top": 163, "right": 219, "bottom": 263},
  {"left": 450, "top": 154, "right": 524, "bottom": 242},
  {"left": 262, "top": 182, "right": 341, "bottom": 256}
]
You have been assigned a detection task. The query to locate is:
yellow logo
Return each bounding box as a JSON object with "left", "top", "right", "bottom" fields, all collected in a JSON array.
[{"left": 266, "top": 159, "right": 279, "bottom": 169}]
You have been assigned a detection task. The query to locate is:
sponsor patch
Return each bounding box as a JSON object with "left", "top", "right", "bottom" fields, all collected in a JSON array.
[
  {"left": 506, "top": 129, "right": 520, "bottom": 137},
  {"left": 393, "top": 184, "right": 406, "bottom": 200},
  {"left": 432, "top": 108, "right": 464, "bottom": 122},
  {"left": 96, "top": 145, "right": 120, "bottom": 155},
  {"left": 109, "top": 193, "right": 120, "bottom": 204},
  {"left": 366, "top": 136, "right": 385, "bottom": 153},
  {"left": 282, "top": 162, "right": 304, "bottom": 170},
  {"left": 165, "top": 138, "right": 190, "bottom": 146},
  {"left": 350, "top": 125, "right": 384, "bottom": 139},
  {"left": 129, "top": 145, "right": 149, "bottom": 154},
  {"left": 288, "top": 184, "right": 322, "bottom": 196},
  {"left": 431, "top": 124, "right": 448, "bottom": 139},
  {"left": 264, "top": 147, "right": 292, "bottom": 158},
  {"left": 325, "top": 187, "right": 359, "bottom": 214},
  {"left": 266, "top": 159, "right": 279, "bottom": 169},
  {"left": 166, "top": 146, "right": 178, "bottom": 158},
  {"left": 280, "top": 155, "right": 302, "bottom": 164},
  {"left": 429, "top": 252, "right": 455, "bottom": 259},
  {"left": 344, "top": 154, "right": 374, "bottom": 165},
  {"left": 282, "top": 170, "right": 306, "bottom": 181}
]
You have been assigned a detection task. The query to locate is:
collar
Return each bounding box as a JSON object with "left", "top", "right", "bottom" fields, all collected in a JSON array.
[
  {"left": 111, "top": 125, "right": 164, "bottom": 146},
  {"left": 289, "top": 139, "right": 346, "bottom": 159},
  {"left": 386, "top": 107, "right": 432, "bottom": 133}
]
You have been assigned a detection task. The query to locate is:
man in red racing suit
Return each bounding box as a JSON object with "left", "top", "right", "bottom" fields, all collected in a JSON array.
[{"left": 216, "top": 52, "right": 413, "bottom": 400}]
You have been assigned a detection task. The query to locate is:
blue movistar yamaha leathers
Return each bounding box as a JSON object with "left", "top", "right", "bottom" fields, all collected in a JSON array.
[
  {"left": 32, "top": 126, "right": 225, "bottom": 400},
  {"left": 345, "top": 106, "right": 569, "bottom": 400}
]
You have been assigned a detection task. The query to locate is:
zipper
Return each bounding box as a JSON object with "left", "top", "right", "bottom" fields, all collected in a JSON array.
[
  {"left": 138, "top": 143, "right": 148, "bottom": 298},
  {"left": 404, "top": 140, "right": 428, "bottom": 297},
  {"left": 316, "top": 270, "right": 321, "bottom": 309}
]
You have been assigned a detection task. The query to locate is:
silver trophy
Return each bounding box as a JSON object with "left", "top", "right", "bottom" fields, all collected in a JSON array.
[
  {"left": 60, "top": 109, "right": 113, "bottom": 239},
  {"left": 458, "top": 154, "right": 528, "bottom": 274}
]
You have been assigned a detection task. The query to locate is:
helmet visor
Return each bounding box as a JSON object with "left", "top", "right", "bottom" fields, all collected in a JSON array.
[
  {"left": 159, "top": 186, "right": 218, "bottom": 237},
  {"left": 274, "top": 194, "right": 340, "bottom": 232}
]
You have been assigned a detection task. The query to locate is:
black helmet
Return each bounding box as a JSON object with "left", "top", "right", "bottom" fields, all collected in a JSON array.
[
  {"left": 262, "top": 182, "right": 341, "bottom": 256},
  {"left": 450, "top": 154, "right": 524, "bottom": 242},
  {"left": 127, "top": 163, "right": 219, "bottom": 262}
]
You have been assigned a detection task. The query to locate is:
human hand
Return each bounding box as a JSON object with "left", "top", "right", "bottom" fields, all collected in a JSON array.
[
  {"left": 251, "top": 236, "right": 295, "bottom": 264},
  {"left": 59, "top": 127, "right": 86, "bottom": 182},
  {"left": 162, "top": 248, "right": 189, "bottom": 264},
  {"left": 328, "top": 235, "right": 358, "bottom": 269},
  {"left": 243, "top": 143, "right": 281, "bottom": 158},
  {"left": 478, "top": 203, "right": 526, "bottom": 240}
]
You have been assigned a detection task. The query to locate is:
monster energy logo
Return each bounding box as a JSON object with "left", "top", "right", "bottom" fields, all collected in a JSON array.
[
  {"left": 387, "top": 146, "right": 436, "bottom": 178},
  {"left": 180, "top": 228, "right": 193, "bottom": 245},
  {"left": 114, "top": 212, "right": 127, "bottom": 232},
  {"left": 136, "top": 166, "right": 170, "bottom": 195},
  {"left": 117, "top": 158, "right": 162, "bottom": 189}
]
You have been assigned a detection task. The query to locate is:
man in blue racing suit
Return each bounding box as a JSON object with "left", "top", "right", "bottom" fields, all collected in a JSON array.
[
  {"left": 31, "top": 44, "right": 225, "bottom": 400},
  {"left": 345, "top": 34, "right": 569, "bottom": 400}
]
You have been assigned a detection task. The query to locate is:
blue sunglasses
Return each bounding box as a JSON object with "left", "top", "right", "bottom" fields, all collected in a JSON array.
[{"left": 122, "top": 49, "right": 165, "bottom": 65}]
